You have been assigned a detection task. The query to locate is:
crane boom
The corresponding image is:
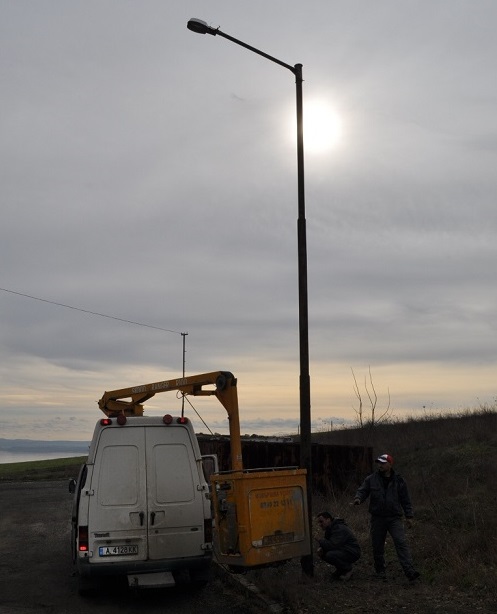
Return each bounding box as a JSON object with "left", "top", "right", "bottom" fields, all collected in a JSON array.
[{"left": 97, "top": 370, "right": 243, "bottom": 471}]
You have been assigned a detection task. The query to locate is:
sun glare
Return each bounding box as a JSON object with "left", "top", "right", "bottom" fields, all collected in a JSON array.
[{"left": 302, "top": 101, "right": 342, "bottom": 154}]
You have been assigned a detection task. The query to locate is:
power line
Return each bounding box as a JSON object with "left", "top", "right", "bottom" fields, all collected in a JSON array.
[
  {"left": 0, "top": 287, "right": 185, "bottom": 336},
  {"left": 1, "top": 287, "right": 214, "bottom": 431}
]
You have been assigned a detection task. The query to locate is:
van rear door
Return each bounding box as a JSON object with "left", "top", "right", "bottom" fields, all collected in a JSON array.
[
  {"left": 88, "top": 424, "right": 206, "bottom": 565},
  {"left": 145, "top": 426, "right": 206, "bottom": 560},
  {"left": 88, "top": 426, "right": 147, "bottom": 563}
]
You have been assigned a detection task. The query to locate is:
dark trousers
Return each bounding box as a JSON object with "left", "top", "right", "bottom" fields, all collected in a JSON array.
[
  {"left": 323, "top": 548, "right": 360, "bottom": 573},
  {"left": 370, "top": 515, "right": 416, "bottom": 577}
]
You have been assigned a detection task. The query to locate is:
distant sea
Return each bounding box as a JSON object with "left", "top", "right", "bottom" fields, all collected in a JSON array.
[{"left": 0, "top": 439, "right": 89, "bottom": 464}]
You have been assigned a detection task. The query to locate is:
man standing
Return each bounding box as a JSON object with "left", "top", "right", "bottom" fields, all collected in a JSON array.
[
  {"left": 353, "top": 453, "right": 420, "bottom": 582},
  {"left": 316, "top": 511, "right": 361, "bottom": 581}
]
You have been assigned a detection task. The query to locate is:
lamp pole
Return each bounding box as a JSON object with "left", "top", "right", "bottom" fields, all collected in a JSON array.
[{"left": 187, "top": 18, "right": 313, "bottom": 576}]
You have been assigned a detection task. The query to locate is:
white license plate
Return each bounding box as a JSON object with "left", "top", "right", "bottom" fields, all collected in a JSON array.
[{"left": 99, "top": 545, "right": 138, "bottom": 557}]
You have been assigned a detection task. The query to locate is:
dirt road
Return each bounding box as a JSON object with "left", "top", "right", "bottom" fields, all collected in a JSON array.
[{"left": 0, "top": 480, "right": 266, "bottom": 614}]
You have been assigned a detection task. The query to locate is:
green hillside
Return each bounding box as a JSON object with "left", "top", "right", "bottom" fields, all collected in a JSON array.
[{"left": 0, "top": 455, "right": 87, "bottom": 482}]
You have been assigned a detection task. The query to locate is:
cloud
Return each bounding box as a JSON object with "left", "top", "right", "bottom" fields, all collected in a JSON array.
[{"left": 1, "top": 1, "right": 497, "bottom": 444}]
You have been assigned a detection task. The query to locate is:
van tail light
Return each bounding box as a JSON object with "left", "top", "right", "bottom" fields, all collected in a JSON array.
[
  {"left": 78, "top": 526, "right": 89, "bottom": 552},
  {"left": 204, "top": 518, "right": 213, "bottom": 544},
  {"left": 100, "top": 418, "right": 112, "bottom": 426},
  {"left": 177, "top": 417, "right": 188, "bottom": 424}
]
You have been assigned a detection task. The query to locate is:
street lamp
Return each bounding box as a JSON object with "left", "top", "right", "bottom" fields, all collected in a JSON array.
[{"left": 187, "top": 18, "right": 313, "bottom": 575}]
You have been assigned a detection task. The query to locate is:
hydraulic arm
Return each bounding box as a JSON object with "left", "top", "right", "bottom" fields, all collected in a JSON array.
[{"left": 98, "top": 371, "right": 243, "bottom": 471}]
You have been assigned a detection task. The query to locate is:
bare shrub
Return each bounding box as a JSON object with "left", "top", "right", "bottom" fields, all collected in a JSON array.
[{"left": 351, "top": 366, "right": 392, "bottom": 430}]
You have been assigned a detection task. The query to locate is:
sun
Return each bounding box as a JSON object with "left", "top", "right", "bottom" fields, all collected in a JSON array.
[{"left": 302, "top": 100, "right": 342, "bottom": 154}]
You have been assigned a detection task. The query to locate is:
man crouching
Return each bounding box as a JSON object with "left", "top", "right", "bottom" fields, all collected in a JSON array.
[{"left": 316, "top": 511, "right": 361, "bottom": 581}]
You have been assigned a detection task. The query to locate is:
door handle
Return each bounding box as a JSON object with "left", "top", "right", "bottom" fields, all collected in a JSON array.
[
  {"left": 150, "top": 511, "right": 156, "bottom": 526},
  {"left": 139, "top": 512, "right": 144, "bottom": 526}
]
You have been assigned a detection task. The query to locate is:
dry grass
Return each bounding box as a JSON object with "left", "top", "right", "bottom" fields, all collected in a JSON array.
[{"left": 246, "top": 408, "right": 497, "bottom": 612}]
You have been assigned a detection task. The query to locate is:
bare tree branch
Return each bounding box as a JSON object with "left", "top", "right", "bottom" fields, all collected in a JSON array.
[
  {"left": 365, "top": 366, "right": 378, "bottom": 424},
  {"left": 351, "top": 368, "right": 364, "bottom": 427},
  {"left": 351, "top": 366, "right": 392, "bottom": 429},
  {"left": 376, "top": 387, "right": 391, "bottom": 425}
]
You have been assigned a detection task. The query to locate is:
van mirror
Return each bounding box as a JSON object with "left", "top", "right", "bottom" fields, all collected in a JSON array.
[
  {"left": 68, "top": 478, "right": 76, "bottom": 494},
  {"left": 201, "top": 455, "right": 219, "bottom": 482}
]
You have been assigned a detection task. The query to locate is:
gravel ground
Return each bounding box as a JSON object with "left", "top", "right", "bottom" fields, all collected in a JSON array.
[{"left": 0, "top": 480, "right": 267, "bottom": 614}]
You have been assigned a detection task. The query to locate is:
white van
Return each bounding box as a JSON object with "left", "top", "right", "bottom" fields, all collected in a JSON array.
[{"left": 70, "top": 414, "right": 214, "bottom": 592}]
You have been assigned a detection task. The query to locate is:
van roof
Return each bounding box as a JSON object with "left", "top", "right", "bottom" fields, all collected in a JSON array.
[{"left": 86, "top": 415, "right": 199, "bottom": 463}]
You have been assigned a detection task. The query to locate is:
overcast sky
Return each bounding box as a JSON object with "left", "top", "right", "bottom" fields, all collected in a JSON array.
[{"left": 1, "top": 1, "right": 496, "bottom": 441}]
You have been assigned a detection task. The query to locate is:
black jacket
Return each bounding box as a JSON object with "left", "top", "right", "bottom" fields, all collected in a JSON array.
[
  {"left": 318, "top": 518, "right": 361, "bottom": 557},
  {"left": 355, "top": 469, "right": 414, "bottom": 518}
]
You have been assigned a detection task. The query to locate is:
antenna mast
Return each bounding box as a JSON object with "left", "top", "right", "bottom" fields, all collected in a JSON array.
[{"left": 181, "top": 332, "right": 188, "bottom": 415}]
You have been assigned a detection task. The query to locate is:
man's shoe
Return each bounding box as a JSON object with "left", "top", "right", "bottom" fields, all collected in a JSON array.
[
  {"left": 339, "top": 569, "right": 354, "bottom": 581},
  {"left": 374, "top": 570, "right": 387, "bottom": 581}
]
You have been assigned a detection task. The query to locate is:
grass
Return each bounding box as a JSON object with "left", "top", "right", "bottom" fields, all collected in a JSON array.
[
  {"left": 2, "top": 408, "right": 496, "bottom": 609},
  {"left": 0, "top": 456, "right": 87, "bottom": 482},
  {"left": 268, "top": 407, "right": 497, "bottom": 610}
]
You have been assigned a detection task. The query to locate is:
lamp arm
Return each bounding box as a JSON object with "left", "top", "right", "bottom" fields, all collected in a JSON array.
[{"left": 215, "top": 29, "right": 296, "bottom": 75}]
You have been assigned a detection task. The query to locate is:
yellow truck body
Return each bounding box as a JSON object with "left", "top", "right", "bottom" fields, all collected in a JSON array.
[{"left": 212, "top": 468, "right": 309, "bottom": 568}]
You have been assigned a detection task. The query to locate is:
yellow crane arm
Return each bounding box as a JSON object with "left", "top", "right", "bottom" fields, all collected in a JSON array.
[{"left": 97, "top": 371, "right": 243, "bottom": 471}]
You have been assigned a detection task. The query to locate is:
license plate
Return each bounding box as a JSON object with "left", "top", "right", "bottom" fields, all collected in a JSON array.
[
  {"left": 99, "top": 545, "right": 138, "bottom": 557},
  {"left": 262, "top": 532, "right": 294, "bottom": 546}
]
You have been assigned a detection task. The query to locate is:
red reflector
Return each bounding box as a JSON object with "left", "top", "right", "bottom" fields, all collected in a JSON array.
[
  {"left": 100, "top": 418, "right": 112, "bottom": 426},
  {"left": 117, "top": 414, "right": 127, "bottom": 425},
  {"left": 163, "top": 414, "right": 173, "bottom": 425},
  {"left": 177, "top": 417, "right": 188, "bottom": 424},
  {"left": 78, "top": 526, "right": 89, "bottom": 552}
]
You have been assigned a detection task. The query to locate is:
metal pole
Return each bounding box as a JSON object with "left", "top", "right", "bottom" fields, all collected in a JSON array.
[
  {"left": 294, "top": 63, "right": 313, "bottom": 577},
  {"left": 181, "top": 332, "right": 188, "bottom": 378},
  {"left": 181, "top": 332, "right": 188, "bottom": 416},
  {"left": 187, "top": 21, "right": 313, "bottom": 575}
]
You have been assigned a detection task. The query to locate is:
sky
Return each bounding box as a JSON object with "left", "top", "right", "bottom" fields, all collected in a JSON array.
[{"left": 1, "top": 1, "right": 496, "bottom": 441}]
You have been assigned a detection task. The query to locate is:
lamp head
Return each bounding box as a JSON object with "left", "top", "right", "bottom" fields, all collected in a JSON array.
[{"left": 187, "top": 18, "right": 217, "bottom": 35}]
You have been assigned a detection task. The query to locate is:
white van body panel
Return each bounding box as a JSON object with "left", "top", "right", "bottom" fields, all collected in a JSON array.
[{"left": 72, "top": 416, "right": 212, "bottom": 583}]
